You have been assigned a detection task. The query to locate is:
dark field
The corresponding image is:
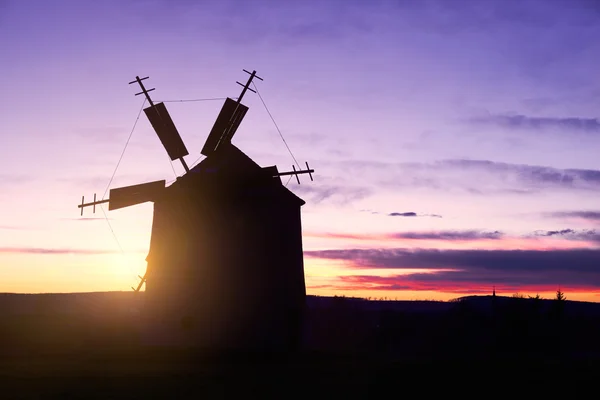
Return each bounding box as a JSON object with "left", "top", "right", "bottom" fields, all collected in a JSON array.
[{"left": 1, "top": 292, "right": 599, "bottom": 397}]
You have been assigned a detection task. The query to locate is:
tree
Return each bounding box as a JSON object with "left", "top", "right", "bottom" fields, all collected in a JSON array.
[{"left": 555, "top": 289, "right": 566, "bottom": 301}]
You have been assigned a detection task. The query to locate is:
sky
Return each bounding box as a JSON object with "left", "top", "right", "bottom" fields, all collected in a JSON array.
[{"left": 1, "top": 0, "right": 600, "bottom": 301}]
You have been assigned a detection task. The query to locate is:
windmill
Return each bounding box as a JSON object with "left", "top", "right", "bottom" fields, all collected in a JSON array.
[{"left": 78, "top": 70, "right": 315, "bottom": 351}]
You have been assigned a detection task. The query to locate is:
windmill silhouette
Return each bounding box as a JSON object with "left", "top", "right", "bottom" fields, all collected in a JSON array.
[{"left": 78, "top": 70, "right": 315, "bottom": 351}]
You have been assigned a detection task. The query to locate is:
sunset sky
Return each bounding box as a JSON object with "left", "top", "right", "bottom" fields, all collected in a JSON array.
[{"left": 2, "top": 0, "right": 600, "bottom": 301}]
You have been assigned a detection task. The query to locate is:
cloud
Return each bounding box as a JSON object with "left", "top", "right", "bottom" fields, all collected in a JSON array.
[
  {"left": 307, "top": 228, "right": 600, "bottom": 246},
  {"left": 73, "top": 125, "right": 131, "bottom": 144},
  {"left": 289, "top": 132, "right": 329, "bottom": 146},
  {"left": 389, "top": 212, "right": 416, "bottom": 217},
  {"left": 390, "top": 230, "right": 503, "bottom": 240},
  {"left": 305, "top": 247, "right": 600, "bottom": 290},
  {"left": 359, "top": 209, "right": 442, "bottom": 217},
  {"left": 330, "top": 158, "right": 600, "bottom": 194},
  {"left": 305, "top": 247, "right": 600, "bottom": 274},
  {"left": 388, "top": 212, "right": 442, "bottom": 218},
  {"left": 307, "top": 227, "right": 600, "bottom": 245},
  {"left": 291, "top": 184, "right": 372, "bottom": 205},
  {"left": 332, "top": 273, "right": 597, "bottom": 294},
  {"left": 441, "top": 159, "right": 600, "bottom": 184},
  {"left": 0, "top": 225, "right": 25, "bottom": 230},
  {"left": 142, "top": 0, "right": 379, "bottom": 49},
  {"left": 306, "top": 229, "right": 503, "bottom": 242},
  {"left": 305, "top": 232, "right": 376, "bottom": 241},
  {"left": 530, "top": 229, "right": 600, "bottom": 243},
  {"left": 424, "top": 159, "right": 600, "bottom": 192},
  {"left": 534, "top": 229, "right": 575, "bottom": 237},
  {"left": 279, "top": 21, "right": 342, "bottom": 41},
  {"left": 548, "top": 211, "right": 600, "bottom": 221},
  {"left": 0, "top": 174, "right": 35, "bottom": 187},
  {"left": 359, "top": 209, "right": 380, "bottom": 215},
  {"left": 0, "top": 247, "right": 121, "bottom": 255},
  {"left": 60, "top": 218, "right": 112, "bottom": 222},
  {"left": 469, "top": 114, "right": 600, "bottom": 132}
]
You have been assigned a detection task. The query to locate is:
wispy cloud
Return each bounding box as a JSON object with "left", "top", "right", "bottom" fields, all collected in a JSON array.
[
  {"left": 402, "top": 159, "right": 600, "bottom": 193},
  {"left": 530, "top": 229, "right": 600, "bottom": 243},
  {"left": 390, "top": 230, "right": 503, "bottom": 240},
  {"left": 327, "top": 158, "right": 600, "bottom": 194},
  {"left": 305, "top": 230, "right": 504, "bottom": 242},
  {"left": 469, "top": 114, "right": 600, "bottom": 133},
  {"left": 305, "top": 247, "right": 600, "bottom": 272},
  {"left": 331, "top": 274, "right": 597, "bottom": 295},
  {"left": 291, "top": 184, "right": 372, "bottom": 205},
  {"left": 388, "top": 211, "right": 442, "bottom": 218},
  {"left": 73, "top": 125, "right": 131, "bottom": 144},
  {"left": 340, "top": 159, "right": 600, "bottom": 198},
  {"left": 0, "top": 225, "right": 25, "bottom": 230},
  {"left": 548, "top": 211, "right": 600, "bottom": 221},
  {"left": 307, "top": 228, "right": 600, "bottom": 246},
  {"left": 60, "top": 218, "right": 112, "bottom": 222},
  {"left": 360, "top": 209, "right": 442, "bottom": 218},
  {"left": 533, "top": 229, "right": 576, "bottom": 237},
  {"left": 389, "top": 212, "right": 417, "bottom": 217},
  {"left": 305, "top": 247, "right": 600, "bottom": 289},
  {"left": 0, "top": 247, "right": 121, "bottom": 255},
  {"left": 305, "top": 232, "right": 375, "bottom": 241},
  {"left": 0, "top": 174, "right": 35, "bottom": 187},
  {"left": 439, "top": 159, "right": 600, "bottom": 187},
  {"left": 359, "top": 209, "right": 380, "bottom": 215}
]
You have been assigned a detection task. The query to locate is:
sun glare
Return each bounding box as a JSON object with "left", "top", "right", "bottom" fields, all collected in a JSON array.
[{"left": 106, "top": 252, "right": 147, "bottom": 289}]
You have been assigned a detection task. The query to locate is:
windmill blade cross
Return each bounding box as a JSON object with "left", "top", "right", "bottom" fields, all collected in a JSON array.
[
  {"left": 273, "top": 163, "right": 315, "bottom": 184},
  {"left": 79, "top": 195, "right": 109, "bottom": 215},
  {"left": 201, "top": 69, "right": 262, "bottom": 156},
  {"left": 130, "top": 76, "right": 190, "bottom": 173},
  {"left": 77, "top": 180, "right": 166, "bottom": 215}
]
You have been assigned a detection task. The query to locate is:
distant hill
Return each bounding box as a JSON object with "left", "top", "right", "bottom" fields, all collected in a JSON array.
[
  {"left": 2, "top": 291, "right": 600, "bottom": 316},
  {"left": 2, "top": 292, "right": 600, "bottom": 361}
]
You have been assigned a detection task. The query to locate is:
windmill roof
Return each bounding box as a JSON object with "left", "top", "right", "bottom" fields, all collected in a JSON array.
[
  {"left": 168, "top": 143, "right": 305, "bottom": 206},
  {"left": 190, "top": 142, "right": 262, "bottom": 175}
]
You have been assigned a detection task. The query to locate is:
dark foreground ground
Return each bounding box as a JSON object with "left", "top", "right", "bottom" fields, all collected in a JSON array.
[
  {"left": 2, "top": 352, "right": 599, "bottom": 398},
  {"left": 2, "top": 349, "right": 599, "bottom": 398},
  {"left": 2, "top": 292, "right": 600, "bottom": 397}
]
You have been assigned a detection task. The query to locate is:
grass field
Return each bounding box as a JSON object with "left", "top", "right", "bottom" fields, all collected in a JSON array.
[
  {"left": 1, "top": 350, "right": 598, "bottom": 398},
  {"left": 2, "top": 292, "right": 600, "bottom": 397}
]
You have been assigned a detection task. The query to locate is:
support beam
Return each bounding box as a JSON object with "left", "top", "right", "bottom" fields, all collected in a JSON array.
[
  {"left": 273, "top": 162, "right": 315, "bottom": 184},
  {"left": 275, "top": 169, "right": 315, "bottom": 177},
  {"left": 180, "top": 157, "right": 190, "bottom": 173},
  {"left": 78, "top": 196, "right": 109, "bottom": 214},
  {"left": 132, "top": 272, "right": 147, "bottom": 292}
]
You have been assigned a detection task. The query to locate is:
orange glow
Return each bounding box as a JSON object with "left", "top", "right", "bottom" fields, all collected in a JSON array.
[
  {"left": 2, "top": 224, "right": 600, "bottom": 302},
  {"left": 305, "top": 274, "right": 600, "bottom": 303},
  {"left": 306, "top": 286, "right": 600, "bottom": 303}
]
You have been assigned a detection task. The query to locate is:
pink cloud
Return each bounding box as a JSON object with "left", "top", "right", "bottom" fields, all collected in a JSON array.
[{"left": 0, "top": 247, "right": 121, "bottom": 255}]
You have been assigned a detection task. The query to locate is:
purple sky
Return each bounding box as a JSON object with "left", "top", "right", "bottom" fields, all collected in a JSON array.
[{"left": 1, "top": 0, "right": 600, "bottom": 299}]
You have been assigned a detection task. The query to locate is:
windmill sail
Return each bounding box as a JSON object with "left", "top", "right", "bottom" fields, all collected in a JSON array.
[
  {"left": 108, "top": 180, "right": 166, "bottom": 211},
  {"left": 144, "top": 102, "right": 189, "bottom": 161},
  {"left": 201, "top": 97, "right": 248, "bottom": 156}
]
